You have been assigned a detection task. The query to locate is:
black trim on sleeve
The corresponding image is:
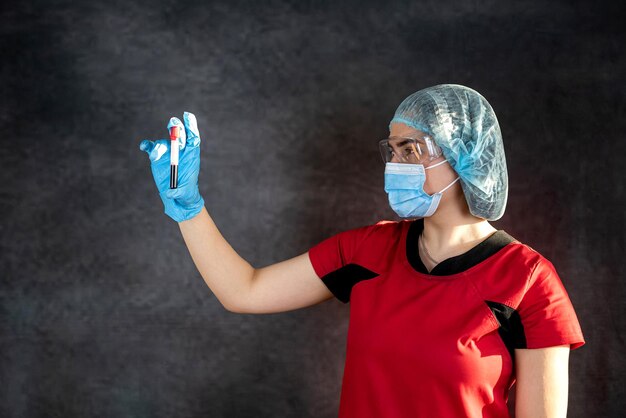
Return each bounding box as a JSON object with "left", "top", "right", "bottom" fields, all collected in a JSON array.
[
  {"left": 321, "top": 264, "right": 380, "bottom": 303},
  {"left": 485, "top": 300, "right": 527, "bottom": 363},
  {"left": 406, "top": 219, "right": 517, "bottom": 276}
]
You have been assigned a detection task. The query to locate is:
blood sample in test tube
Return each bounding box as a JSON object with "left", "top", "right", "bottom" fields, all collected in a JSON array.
[{"left": 169, "top": 126, "right": 180, "bottom": 189}]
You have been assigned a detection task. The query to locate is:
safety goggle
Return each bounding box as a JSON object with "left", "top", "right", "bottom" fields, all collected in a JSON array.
[{"left": 378, "top": 135, "right": 443, "bottom": 164}]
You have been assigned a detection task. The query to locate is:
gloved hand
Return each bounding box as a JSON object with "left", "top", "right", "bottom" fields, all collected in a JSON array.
[{"left": 139, "top": 111, "right": 205, "bottom": 222}]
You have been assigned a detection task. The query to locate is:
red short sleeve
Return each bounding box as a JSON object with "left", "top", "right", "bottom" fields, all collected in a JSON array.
[
  {"left": 517, "top": 258, "right": 586, "bottom": 350},
  {"left": 307, "top": 223, "right": 388, "bottom": 303},
  {"left": 308, "top": 224, "right": 373, "bottom": 279}
]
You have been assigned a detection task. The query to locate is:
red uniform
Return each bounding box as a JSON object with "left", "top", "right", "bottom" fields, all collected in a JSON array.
[{"left": 308, "top": 219, "right": 585, "bottom": 418}]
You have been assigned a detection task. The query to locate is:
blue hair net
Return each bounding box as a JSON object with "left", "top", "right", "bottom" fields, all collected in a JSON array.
[{"left": 388, "top": 84, "right": 508, "bottom": 221}]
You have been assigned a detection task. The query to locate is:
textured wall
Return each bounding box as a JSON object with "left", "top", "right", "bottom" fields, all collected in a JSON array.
[{"left": 1, "top": 0, "right": 624, "bottom": 417}]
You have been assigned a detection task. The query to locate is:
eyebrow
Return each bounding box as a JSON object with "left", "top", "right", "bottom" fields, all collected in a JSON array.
[
  {"left": 389, "top": 137, "right": 425, "bottom": 148},
  {"left": 392, "top": 139, "right": 411, "bottom": 148}
]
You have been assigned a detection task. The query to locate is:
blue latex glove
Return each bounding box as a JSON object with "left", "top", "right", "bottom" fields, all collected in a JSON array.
[{"left": 139, "top": 111, "right": 205, "bottom": 222}]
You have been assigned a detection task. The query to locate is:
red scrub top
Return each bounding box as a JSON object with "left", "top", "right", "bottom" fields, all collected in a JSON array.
[{"left": 308, "top": 219, "right": 585, "bottom": 418}]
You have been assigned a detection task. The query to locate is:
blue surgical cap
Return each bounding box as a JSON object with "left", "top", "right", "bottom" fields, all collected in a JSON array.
[{"left": 389, "top": 84, "right": 508, "bottom": 221}]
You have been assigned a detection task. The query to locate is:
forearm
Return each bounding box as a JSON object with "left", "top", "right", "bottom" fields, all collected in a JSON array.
[{"left": 178, "top": 206, "right": 255, "bottom": 311}]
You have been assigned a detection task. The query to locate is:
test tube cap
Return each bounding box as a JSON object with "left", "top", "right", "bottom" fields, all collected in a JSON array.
[{"left": 169, "top": 126, "right": 180, "bottom": 140}]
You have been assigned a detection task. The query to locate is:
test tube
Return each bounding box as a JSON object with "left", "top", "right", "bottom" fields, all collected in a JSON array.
[{"left": 169, "top": 126, "right": 180, "bottom": 189}]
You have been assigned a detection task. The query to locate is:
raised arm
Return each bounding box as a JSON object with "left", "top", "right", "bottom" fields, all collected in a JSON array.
[
  {"left": 178, "top": 207, "right": 333, "bottom": 313},
  {"left": 140, "top": 112, "right": 333, "bottom": 313}
]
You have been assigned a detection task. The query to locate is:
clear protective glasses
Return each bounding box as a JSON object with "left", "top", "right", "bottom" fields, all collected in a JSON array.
[{"left": 378, "top": 135, "right": 443, "bottom": 164}]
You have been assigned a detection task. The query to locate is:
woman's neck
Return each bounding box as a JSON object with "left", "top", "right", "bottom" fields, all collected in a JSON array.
[
  {"left": 422, "top": 218, "right": 496, "bottom": 254},
  {"left": 420, "top": 190, "right": 498, "bottom": 264}
]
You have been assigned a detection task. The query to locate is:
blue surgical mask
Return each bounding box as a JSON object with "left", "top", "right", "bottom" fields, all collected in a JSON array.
[{"left": 384, "top": 160, "right": 460, "bottom": 218}]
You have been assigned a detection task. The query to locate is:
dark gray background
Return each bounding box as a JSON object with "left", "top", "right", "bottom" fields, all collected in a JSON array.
[{"left": 1, "top": 0, "right": 624, "bottom": 417}]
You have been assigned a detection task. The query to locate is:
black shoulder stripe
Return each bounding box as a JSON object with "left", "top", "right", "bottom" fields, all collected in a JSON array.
[
  {"left": 485, "top": 300, "right": 527, "bottom": 364},
  {"left": 321, "top": 264, "right": 379, "bottom": 304}
]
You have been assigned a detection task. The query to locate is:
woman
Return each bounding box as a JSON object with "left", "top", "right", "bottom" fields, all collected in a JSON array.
[{"left": 139, "top": 84, "right": 585, "bottom": 417}]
